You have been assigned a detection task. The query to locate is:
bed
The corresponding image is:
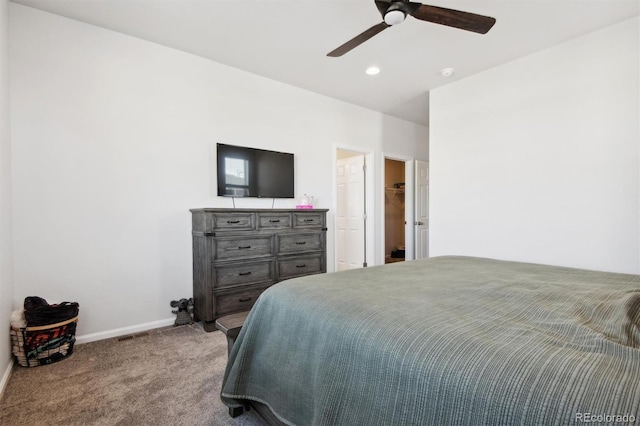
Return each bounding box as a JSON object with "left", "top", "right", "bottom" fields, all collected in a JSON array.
[{"left": 220, "top": 256, "right": 640, "bottom": 425}]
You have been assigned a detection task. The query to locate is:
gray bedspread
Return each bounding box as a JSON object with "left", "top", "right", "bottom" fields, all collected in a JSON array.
[{"left": 221, "top": 256, "right": 640, "bottom": 425}]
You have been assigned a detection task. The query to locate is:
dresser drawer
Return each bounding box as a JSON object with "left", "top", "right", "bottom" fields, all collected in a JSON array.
[
  {"left": 214, "top": 235, "right": 273, "bottom": 260},
  {"left": 214, "top": 259, "right": 275, "bottom": 289},
  {"left": 257, "top": 212, "right": 291, "bottom": 229},
  {"left": 293, "top": 212, "right": 325, "bottom": 228},
  {"left": 210, "top": 212, "right": 254, "bottom": 231},
  {"left": 278, "top": 253, "right": 324, "bottom": 279},
  {"left": 277, "top": 232, "right": 323, "bottom": 254},
  {"left": 214, "top": 284, "right": 270, "bottom": 317}
]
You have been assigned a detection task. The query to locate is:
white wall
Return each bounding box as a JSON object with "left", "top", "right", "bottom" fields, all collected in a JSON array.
[
  {"left": 430, "top": 17, "right": 639, "bottom": 274},
  {"left": 0, "top": 0, "right": 13, "bottom": 393},
  {"left": 9, "top": 4, "right": 428, "bottom": 339}
]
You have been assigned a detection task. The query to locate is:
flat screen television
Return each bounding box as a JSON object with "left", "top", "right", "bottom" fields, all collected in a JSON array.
[{"left": 217, "top": 143, "right": 294, "bottom": 198}]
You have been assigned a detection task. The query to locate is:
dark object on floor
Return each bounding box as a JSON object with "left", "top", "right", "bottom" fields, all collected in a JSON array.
[
  {"left": 170, "top": 298, "right": 194, "bottom": 326},
  {"left": 23, "top": 296, "right": 48, "bottom": 311},
  {"left": 390, "top": 249, "right": 405, "bottom": 258},
  {"left": 24, "top": 296, "right": 79, "bottom": 326}
]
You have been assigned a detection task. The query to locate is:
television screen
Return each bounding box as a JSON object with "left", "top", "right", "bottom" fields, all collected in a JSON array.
[{"left": 217, "top": 143, "right": 294, "bottom": 198}]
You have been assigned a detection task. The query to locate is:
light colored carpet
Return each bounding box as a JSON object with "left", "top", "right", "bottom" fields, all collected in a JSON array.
[{"left": 0, "top": 323, "right": 263, "bottom": 426}]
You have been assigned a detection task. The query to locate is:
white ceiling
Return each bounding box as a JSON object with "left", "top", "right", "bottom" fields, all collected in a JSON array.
[{"left": 11, "top": 0, "right": 640, "bottom": 126}]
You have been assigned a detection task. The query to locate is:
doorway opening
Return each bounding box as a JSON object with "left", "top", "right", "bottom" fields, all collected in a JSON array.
[{"left": 384, "top": 159, "right": 406, "bottom": 264}]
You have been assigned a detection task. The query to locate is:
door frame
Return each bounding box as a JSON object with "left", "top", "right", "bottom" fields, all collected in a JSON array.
[
  {"left": 380, "top": 153, "right": 415, "bottom": 264},
  {"left": 415, "top": 160, "right": 429, "bottom": 259},
  {"left": 333, "top": 145, "right": 375, "bottom": 271}
]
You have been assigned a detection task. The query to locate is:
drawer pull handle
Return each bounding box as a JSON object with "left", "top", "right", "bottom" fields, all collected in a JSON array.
[
  {"left": 238, "top": 246, "right": 251, "bottom": 250},
  {"left": 296, "top": 241, "right": 306, "bottom": 245},
  {"left": 238, "top": 271, "right": 252, "bottom": 276},
  {"left": 239, "top": 297, "right": 252, "bottom": 303},
  {"left": 303, "top": 219, "right": 314, "bottom": 222},
  {"left": 269, "top": 219, "right": 281, "bottom": 223},
  {"left": 296, "top": 264, "right": 307, "bottom": 268},
  {"left": 227, "top": 220, "right": 241, "bottom": 224}
]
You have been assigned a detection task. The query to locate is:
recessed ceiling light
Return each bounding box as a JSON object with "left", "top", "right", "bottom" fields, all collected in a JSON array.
[
  {"left": 440, "top": 67, "right": 455, "bottom": 77},
  {"left": 366, "top": 66, "right": 380, "bottom": 76}
]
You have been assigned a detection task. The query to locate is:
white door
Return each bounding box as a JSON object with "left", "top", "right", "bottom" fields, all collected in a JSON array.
[
  {"left": 415, "top": 160, "right": 429, "bottom": 259},
  {"left": 336, "top": 155, "right": 366, "bottom": 270}
]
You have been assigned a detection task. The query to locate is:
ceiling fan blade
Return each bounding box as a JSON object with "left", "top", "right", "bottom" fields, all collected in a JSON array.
[
  {"left": 327, "top": 22, "right": 389, "bottom": 57},
  {"left": 409, "top": 4, "right": 496, "bottom": 34},
  {"left": 375, "top": 0, "right": 392, "bottom": 16}
]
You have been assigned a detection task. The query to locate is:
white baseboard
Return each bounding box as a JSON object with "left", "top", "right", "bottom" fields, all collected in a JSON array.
[
  {"left": 75, "top": 318, "right": 175, "bottom": 345},
  {"left": 0, "top": 359, "right": 13, "bottom": 400}
]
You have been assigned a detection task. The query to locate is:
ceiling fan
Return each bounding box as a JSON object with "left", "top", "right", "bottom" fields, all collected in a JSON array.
[{"left": 327, "top": 0, "right": 496, "bottom": 57}]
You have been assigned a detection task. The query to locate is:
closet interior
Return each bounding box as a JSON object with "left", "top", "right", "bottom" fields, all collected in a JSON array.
[{"left": 384, "top": 158, "right": 405, "bottom": 264}]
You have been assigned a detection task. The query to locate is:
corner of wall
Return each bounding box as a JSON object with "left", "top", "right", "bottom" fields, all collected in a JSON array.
[{"left": 0, "top": 0, "right": 14, "bottom": 399}]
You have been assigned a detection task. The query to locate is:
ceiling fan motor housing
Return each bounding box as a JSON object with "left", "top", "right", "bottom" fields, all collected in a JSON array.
[{"left": 379, "top": 1, "right": 422, "bottom": 25}]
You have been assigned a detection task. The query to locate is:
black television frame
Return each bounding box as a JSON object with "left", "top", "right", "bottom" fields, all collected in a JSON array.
[{"left": 216, "top": 143, "right": 295, "bottom": 199}]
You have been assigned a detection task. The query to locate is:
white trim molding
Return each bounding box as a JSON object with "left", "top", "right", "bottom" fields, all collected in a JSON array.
[
  {"left": 0, "top": 360, "right": 13, "bottom": 399},
  {"left": 75, "top": 318, "right": 175, "bottom": 345}
]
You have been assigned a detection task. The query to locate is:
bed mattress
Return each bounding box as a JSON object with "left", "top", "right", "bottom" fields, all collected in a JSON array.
[{"left": 221, "top": 256, "right": 640, "bottom": 425}]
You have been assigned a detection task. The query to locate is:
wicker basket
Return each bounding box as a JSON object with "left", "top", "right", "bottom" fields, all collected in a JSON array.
[{"left": 11, "top": 316, "right": 78, "bottom": 367}]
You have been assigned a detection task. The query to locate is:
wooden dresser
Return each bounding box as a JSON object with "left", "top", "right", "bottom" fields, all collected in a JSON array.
[{"left": 190, "top": 208, "right": 328, "bottom": 331}]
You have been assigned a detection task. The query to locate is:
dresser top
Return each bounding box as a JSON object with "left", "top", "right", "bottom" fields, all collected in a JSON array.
[{"left": 190, "top": 208, "right": 329, "bottom": 213}]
